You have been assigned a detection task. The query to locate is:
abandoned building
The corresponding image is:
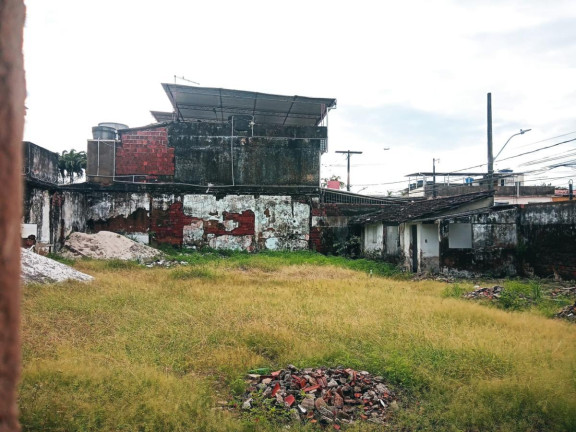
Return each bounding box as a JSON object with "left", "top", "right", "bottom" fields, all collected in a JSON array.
[
  {"left": 23, "top": 84, "right": 396, "bottom": 254},
  {"left": 353, "top": 192, "right": 576, "bottom": 279},
  {"left": 21, "top": 83, "right": 576, "bottom": 278}
]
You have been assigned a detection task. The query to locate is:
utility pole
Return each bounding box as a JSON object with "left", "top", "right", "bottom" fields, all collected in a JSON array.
[
  {"left": 487, "top": 92, "right": 494, "bottom": 191},
  {"left": 432, "top": 158, "right": 440, "bottom": 197},
  {"left": 336, "top": 150, "right": 363, "bottom": 192}
]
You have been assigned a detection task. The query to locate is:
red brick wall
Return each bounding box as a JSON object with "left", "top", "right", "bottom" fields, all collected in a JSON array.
[
  {"left": 204, "top": 210, "right": 255, "bottom": 236},
  {"left": 116, "top": 128, "right": 174, "bottom": 177},
  {"left": 150, "top": 201, "right": 194, "bottom": 246}
]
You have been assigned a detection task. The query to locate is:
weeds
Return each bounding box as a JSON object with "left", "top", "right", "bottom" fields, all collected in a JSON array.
[
  {"left": 442, "top": 283, "right": 466, "bottom": 298},
  {"left": 19, "top": 256, "right": 576, "bottom": 431}
]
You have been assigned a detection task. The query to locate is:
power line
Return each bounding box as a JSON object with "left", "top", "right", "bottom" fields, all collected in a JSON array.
[
  {"left": 514, "top": 130, "right": 576, "bottom": 149},
  {"left": 497, "top": 137, "right": 576, "bottom": 163}
]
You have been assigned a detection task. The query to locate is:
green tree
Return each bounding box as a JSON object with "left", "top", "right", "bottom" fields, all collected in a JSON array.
[{"left": 58, "top": 149, "right": 87, "bottom": 183}]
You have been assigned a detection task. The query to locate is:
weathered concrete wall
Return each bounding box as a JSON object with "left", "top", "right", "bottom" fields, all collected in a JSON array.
[
  {"left": 110, "top": 122, "right": 325, "bottom": 186},
  {"left": 168, "top": 122, "right": 323, "bottom": 186},
  {"left": 81, "top": 191, "right": 313, "bottom": 251},
  {"left": 23, "top": 141, "right": 59, "bottom": 184},
  {"left": 438, "top": 208, "right": 518, "bottom": 277},
  {"left": 520, "top": 201, "right": 576, "bottom": 279},
  {"left": 311, "top": 203, "right": 380, "bottom": 254},
  {"left": 363, "top": 222, "right": 384, "bottom": 254},
  {"left": 399, "top": 223, "right": 440, "bottom": 273},
  {"left": 23, "top": 188, "right": 51, "bottom": 242},
  {"left": 23, "top": 182, "right": 88, "bottom": 250}
]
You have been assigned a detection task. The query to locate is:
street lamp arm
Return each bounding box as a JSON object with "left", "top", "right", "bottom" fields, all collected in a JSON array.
[{"left": 494, "top": 129, "right": 532, "bottom": 161}]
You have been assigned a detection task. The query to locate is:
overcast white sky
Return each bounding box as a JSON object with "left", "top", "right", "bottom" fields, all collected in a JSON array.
[{"left": 23, "top": 0, "right": 576, "bottom": 194}]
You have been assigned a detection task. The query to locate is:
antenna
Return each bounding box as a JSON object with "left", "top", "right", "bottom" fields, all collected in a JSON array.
[{"left": 173, "top": 75, "right": 200, "bottom": 85}]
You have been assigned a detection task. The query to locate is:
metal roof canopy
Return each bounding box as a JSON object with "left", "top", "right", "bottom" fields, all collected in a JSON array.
[
  {"left": 150, "top": 111, "right": 175, "bottom": 123},
  {"left": 155, "top": 84, "right": 337, "bottom": 127}
]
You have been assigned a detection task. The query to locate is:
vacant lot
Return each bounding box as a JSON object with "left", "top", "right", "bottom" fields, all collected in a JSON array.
[{"left": 20, "top": 252, "right": 576, "bottom": 431}]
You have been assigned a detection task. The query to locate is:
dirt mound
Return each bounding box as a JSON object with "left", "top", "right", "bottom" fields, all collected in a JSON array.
[
  {"left": 63, "top": 231, "right": 163, "bottom": 261},
  {"left": 21, "top": 248, "right": 94, "bottom": 284}
]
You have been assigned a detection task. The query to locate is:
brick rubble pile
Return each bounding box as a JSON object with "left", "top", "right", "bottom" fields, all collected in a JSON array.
[
  {"left": 463, "top": 285, "right": 503, "bottom": 299},
  {"left": 241, "top": 365, "right": 398, "bottom": 427},
  {"left": 555, "top": 302, "right": 576, "bottom": 321}
]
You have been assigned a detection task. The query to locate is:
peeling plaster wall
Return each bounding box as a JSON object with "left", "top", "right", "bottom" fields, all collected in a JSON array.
[
  {"left": 60, "top": 191, "right": 87, "bottom": 239},
  {"left": 78, "top": 191, "right": 313, "bottom": 252},
  {"left": 181, "top": 195, "right": 310, "bottom": 251},
  {"left": 363, "top": 223, "right": 384, "bottom": 255},
  {"left": 23, "top": 185, "right": 87, "bottom": 250},
  {"left": 23, "top": 188, "right": 51, "bottom": 242}
]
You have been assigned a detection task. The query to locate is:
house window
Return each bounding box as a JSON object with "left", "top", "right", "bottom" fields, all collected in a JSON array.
[{"left": 448, "top": 223, "right": 472, "bottom": 248}]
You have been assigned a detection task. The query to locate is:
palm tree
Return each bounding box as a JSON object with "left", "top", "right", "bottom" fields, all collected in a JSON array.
[{"left": 58, "top": 149, "right": 87, "bottom": 183}]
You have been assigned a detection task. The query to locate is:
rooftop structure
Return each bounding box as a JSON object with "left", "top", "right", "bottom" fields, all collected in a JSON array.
[{"left": 151, "top": 84, "right": 337, "bottom": 127}]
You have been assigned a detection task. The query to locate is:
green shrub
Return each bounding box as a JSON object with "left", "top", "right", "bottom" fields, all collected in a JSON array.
[{"left": 442, "top": 284, "right": 466, "bottom": 298}]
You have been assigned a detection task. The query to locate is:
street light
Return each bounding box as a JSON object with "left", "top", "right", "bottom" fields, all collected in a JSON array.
[
  {"left": 494, "top": 128, "right": 532, "bottom": 161},
  {"left": 488, "top": 128, "right": 531, "bottom": 190}
]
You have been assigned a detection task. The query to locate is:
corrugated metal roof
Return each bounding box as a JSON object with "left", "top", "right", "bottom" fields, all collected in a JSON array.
[
  {"left": 150, "top": 111, "right": 175, "bottom": 123},
  {"left": 351, "top": 191, "right": 494, "bottom": 225},
  {"left": 153, "top": 84, "right": 336, "bottom": 127}
]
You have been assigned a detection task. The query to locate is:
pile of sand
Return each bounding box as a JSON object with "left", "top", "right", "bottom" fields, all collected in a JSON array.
[
  {"left": 21, "top": 248, "right": 94, "bottom": 284},
  {"left": 63, "top": 231, "right": 163, "bottom": 261}
]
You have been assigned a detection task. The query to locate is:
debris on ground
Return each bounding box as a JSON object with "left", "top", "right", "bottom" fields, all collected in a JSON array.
[
  {"left": 145, "top": 259, "right": 188, "bottom": 268},
  {"left": 550, "top": 286, "right": 576, "bottom": 298},
  {"left": 411, "top": 273, "right": 455, "bottom": 283},
  {"left": 463, "top": 285, "right": 503, "bottom": 299},
  {"left": 555, "top": 302, "right": 576, "bottom": 321},
  {"left": 21, "top": 248, "right": 93, "bottom": 284},
  {"left": 239, "top": 365, "right": 398, "bottom": 427},
  {"left": 62, "top": 231, "right": 163, "bottom": 262}
]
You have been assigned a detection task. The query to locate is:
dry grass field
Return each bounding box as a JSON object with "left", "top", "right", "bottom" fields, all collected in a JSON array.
[{"left": 19, "top": 253, "right": 576, "bottom": 431}]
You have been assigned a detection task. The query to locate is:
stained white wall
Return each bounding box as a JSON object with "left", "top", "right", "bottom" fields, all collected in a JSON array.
[
  {"left": 385, "top": 226, "right": 399, "bottom": 255},
  {"left": 364, "top": 223, "right": 384, "bottom": 253},
  {"left": 420, "top": 223, "right": 439, "bottom": 257}
]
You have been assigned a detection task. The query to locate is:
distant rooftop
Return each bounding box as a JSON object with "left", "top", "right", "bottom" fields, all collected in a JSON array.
[
  {"left": 152, "top": 84, "right": 337, "bottom": 127},
  {"left": 405, "top": 172, "right": 488, "bottom": 177},
  {"left": 405, "top": 171, "right": 525, "bottom": 177}
]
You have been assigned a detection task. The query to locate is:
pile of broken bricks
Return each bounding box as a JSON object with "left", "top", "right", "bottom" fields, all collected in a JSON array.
[
  {"left": 241, "top": 365, "right": 398, "bottom": 427},
  {"left": 463, "top": 285, "right": 503, "bottom": 299},
  {"left": 555, "top": 302, "right": 576, "bottom": 321}
]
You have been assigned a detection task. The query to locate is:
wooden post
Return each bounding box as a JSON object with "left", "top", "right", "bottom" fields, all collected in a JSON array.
[{"left": 0, "top": 1, "right": 26, "bottom": 430}]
